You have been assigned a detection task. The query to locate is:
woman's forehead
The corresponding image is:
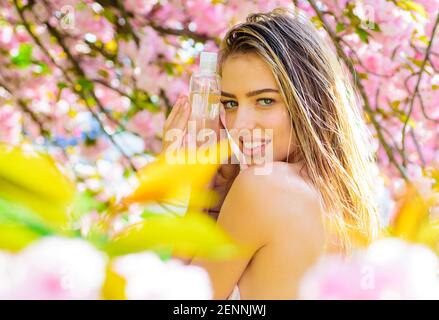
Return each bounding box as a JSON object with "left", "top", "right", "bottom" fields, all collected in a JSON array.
[{"left": 221, "top": 53, "right": 278, "bottom": 93}]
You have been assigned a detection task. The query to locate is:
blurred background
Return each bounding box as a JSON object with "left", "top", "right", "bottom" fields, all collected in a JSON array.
[{"left": 0, "top": 0, "right": 438, "bottom": 299}]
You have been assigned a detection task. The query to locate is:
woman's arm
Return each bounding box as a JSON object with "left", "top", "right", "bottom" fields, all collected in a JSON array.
[
  {"left": 189, "top": 167, "right": 271, "bottom": 299},
  {"left": 189, "top": 162, "right": 326, "bottom": 300}
]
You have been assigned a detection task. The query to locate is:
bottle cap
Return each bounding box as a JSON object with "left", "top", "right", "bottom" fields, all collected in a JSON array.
[{"left": 199, "top": 51, "right": 217, "bottom": 74}]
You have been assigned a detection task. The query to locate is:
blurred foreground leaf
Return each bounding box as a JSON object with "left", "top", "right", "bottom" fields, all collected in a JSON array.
[
  {"left": 0, "top": 224, "right": 40, "bottom": 252},
  {"left": 122, "top": 139, "right": 231, "bottom": 206},
  {"left": 101, "top": 263, "right": 127, "bottom": 300},
  {"left": 0, "top": 144, "right": 75, "bottom": 229},
  {"left": 0, "top": 197, "right": 54, "bottom": 251},
  {"left": 389, "top": 184, "right": 438, "bottom": 253},
  {"left": 105, "top": 211, "right": 250, "bottom": 260}
]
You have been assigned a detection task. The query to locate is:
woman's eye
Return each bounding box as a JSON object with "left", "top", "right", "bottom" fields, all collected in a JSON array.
[
  {"left": 257, "top": 98, "right": 275, "bottom": 106},
  {"left": 221, "top": 100, "right": 238, "bottom": 109}
]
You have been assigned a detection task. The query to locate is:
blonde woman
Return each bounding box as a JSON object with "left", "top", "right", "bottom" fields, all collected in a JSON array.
[{"left": 163, "top": 8, "right": 380, "bottom": 299}]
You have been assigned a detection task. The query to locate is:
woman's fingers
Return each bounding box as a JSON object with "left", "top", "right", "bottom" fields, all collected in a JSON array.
[
  {"left": 162, "top": 95, "right": 188, "bottom": 152},
  {"left": 173, "top": 98, "right": 191, "bottom": 130},
  {"left": 164, "top": 95, "right": 185, "bottom": 130},
  {"left": 162, "top": 95, "right": 191, "bottom": 151}
]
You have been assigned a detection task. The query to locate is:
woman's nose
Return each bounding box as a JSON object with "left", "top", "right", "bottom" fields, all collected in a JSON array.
[{"left": 232, "top": 106, "right": 257, "bottom": 131}]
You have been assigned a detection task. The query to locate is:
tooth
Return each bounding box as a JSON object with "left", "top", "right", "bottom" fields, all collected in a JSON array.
[{"left": 244, "top": 141, "right": 264, "bottom": 149}]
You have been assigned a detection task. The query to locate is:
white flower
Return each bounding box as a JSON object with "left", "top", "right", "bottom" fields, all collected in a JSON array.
[
  {"left": 0, "top": 237, "right": 107, "bottom": 299},
  {"left": 112, "top": 252, "right": 213, "bottom": 299}
]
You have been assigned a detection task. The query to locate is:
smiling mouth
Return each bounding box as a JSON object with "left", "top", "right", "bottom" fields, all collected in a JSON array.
[{"left": 239, "top": 138, "right": 272, "bottom": 156}]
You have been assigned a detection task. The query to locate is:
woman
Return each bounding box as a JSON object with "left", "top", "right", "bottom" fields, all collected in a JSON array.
[{"left": 163, "top": 7, "right": 380, "bottom": 299}]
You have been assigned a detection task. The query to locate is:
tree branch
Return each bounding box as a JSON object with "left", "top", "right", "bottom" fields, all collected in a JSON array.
[
  {"left": 308, "top": 0, "right": 408, "bottom": 180},
  {"left": 401, "top": 12, "right": 439, "bottom": 166},
  {"left": 13, "top": 0, "right": 137, "bottom": 171}
]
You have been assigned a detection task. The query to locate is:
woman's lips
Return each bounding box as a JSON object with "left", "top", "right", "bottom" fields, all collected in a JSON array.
[{"left": 240, "top": 139, "right": 272, "bottom": 156}]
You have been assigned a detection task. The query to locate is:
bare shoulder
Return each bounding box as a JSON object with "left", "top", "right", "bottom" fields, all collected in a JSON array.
[
  {"left": 220, "top": 161, "right": 325, "bottom": 248},
  {"left": 236, "top": 162, "right": 323, "bottom": 219}
]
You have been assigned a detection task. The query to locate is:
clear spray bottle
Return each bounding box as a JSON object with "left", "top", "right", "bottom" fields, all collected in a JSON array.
[{"left": 189, "top": 51, "right": 221, "bottom": 145}]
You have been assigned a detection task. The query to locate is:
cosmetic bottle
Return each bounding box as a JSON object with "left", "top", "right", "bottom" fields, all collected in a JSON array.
[{"left": 189, "top": 51, "right": 221, "bottom": 139}]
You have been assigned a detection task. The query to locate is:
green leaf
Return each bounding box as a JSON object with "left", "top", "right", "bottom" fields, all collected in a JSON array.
[
  {"left": 129, "top": 89, "right": 160, "bottom": 114},
  {"left": 390, "top": 100, "right": 401, "bottom": 109},
  {"left": 72, "top": 191, "right": 106, "bottom": 218},
  {"left": 154, "top": 246, "right": 174, "bottom": 261},
  {"left": 77, "top": 77, "right": 94, "bottom": 92},
  {"left": 396, "top": 0, "right": 427, "bottom": 18},
  {"left": 336, "top": 23, "right": 346, "bottom": 33},
  {"left": 164, "top": 62, "right": 174, "bottom": 76},
  {"left": 344, "top": 3, "right": 362, "bottom": 27},
  {"left": 11, "top": 43, "right": 33, "bottom": 68},
  {"left": 141, "top": 210, "right": 173, "bottom": 219},
  {"left": 102, "top": 8, "right": 117, "bottom": 24},
  {"left": 0, "top": 196, "right": 55, "bottom": 251},
  {"left": 57, "top": 82, "right": 68, "bottom": 90},
  {"left": 418, "top": 35, "right": 429, "bottom": 45},
  {"left": 397, "top": 113, "right": 416, "bottom": 128},
  {"left": 408, "top": 57, "right": 424, "bottom": 68},
  {"left": 85, "top": 95, "right": 97, "bottom": 107},
  {"left": 355, "top": 27, "right": 370, "bottom": 43},
  {"left": 56, "top": 82, "right": 68, "bottom": 101},
  {"left": 104, "top": 212, "right": 251, "bottom": 260},
  {"left": 35, "top": 61, "right": 50, "bottom": 75},
  {"left": 0, "top": 197, "right": 54, "bottom": 236},
  {"left": 368, "top": 22, "right": 381, "bottom": 32}
]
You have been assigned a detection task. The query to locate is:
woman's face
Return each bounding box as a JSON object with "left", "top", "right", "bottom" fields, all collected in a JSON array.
[{"left": 220, "top": 52, "right": 294, "bottom": 165}]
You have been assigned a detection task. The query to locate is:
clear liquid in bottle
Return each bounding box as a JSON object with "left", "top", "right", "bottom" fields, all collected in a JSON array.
[{"left": 189, "top": 52, "right": 221, "bottom": 147}]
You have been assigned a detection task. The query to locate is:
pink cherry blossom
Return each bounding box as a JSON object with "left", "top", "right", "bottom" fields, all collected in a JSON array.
[
  {"left": 0, "top": 237, "right": 107, "bottom": 299},
  {"left": 299, "top": 238, "right": 439, "bottom": 299},
  {"left": 0, "top": 105, "right": 21, "bottom": 145}
]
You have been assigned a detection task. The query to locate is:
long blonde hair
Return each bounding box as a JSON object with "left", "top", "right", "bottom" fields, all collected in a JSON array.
[{"left": 218, "top": 7, "right": 380, "bottom": 252}]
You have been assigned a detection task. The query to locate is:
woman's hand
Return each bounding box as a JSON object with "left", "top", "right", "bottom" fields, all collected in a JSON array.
[
  {"left": 190, "top": 104, "right": 241, "bottom": 221},
  {"left": 161, "top": 94, "right": 240, "bottom": 221},
  {"left": 162, "top": 94, "right": 191, "bottom": 153}
]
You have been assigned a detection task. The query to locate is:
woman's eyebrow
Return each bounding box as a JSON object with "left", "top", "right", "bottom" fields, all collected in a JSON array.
[
  {"left": 221, "top": 91, "right": 237, "bottom": 98},
  {"left": 221, "top": 88, "right": 279, "bottom": 98},
  {"left": 246, "top": 88, "right": 279, "bottom": 97}
]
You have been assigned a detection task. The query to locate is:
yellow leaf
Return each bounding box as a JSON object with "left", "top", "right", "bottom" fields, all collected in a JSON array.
[
  {"left": 101, "top": 262, "right": 126, "bottom": 300},
  {"left": 397, "top": 0, "right": 428, "bottom": 18},
  {"left": 0, "top": 224, "right": 40, "bottom": 252},
  {"left": 105, "top": 211, "right": 251, "bottom": 260},
  {"left": 416, "top": 220, "right": 439, "bottom": 254},
  {"left": 0, "top": 144, "right": 75, "bottom": 228},
  {"left": 418, "top": 35, "right": 429, "bottom": 45},
  {"left": 429, "top": 169, "right": 439, "bottom": 191},
  {"left": 391, "top": 184, "right": 431, "bottom": 241},
  {"left": 122, "top": 139, "right": 231, "bottom": 206}
]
